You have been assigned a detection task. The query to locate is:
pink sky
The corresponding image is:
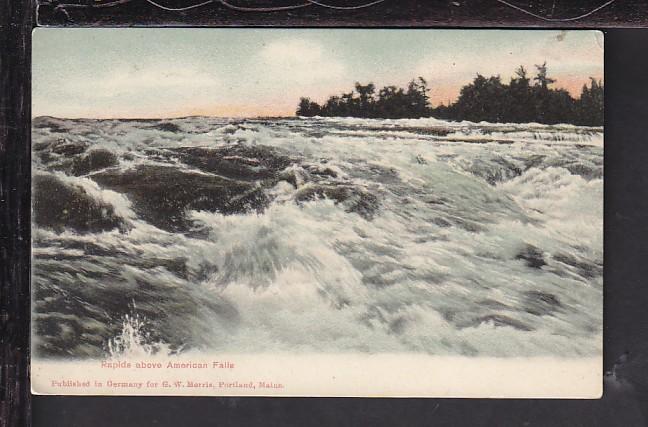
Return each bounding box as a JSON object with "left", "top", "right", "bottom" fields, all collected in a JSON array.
[{"left": 33, "top": 29, "right": 604, "bottom": 118}]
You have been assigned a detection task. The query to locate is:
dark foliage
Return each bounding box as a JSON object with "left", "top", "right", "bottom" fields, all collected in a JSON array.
[
  {"left": 297, "top": 77, "right": 431, "bottom": 119},
  {"left": 297, "top": 63, "right": 603, "bottom": 126}
]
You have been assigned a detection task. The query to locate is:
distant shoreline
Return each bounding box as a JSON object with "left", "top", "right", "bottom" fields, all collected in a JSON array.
[
  {"left": 296, "top": 65, "right": 603, "bottom": 127},
  {"left": 31, "top": 115, "right": 293, "bottom": 121},
  {"left": 31, "top": 115, "right": 604, "bottom": 130}
]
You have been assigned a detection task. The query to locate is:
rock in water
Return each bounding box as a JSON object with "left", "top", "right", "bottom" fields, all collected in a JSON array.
[
  {"left": 33, "top": 174, "right": 124, "bottom": 233},
  {"left": 50, "top": 139, "right": 88, "bottom": 156},
  {"left": 91, "top": 165, "right": 268, "bottom": 232},
  {"left": 151, "top": 121, "right": 182, "bottom": 133},
  {"left": 71, "top": 149, "right": 119, "bottom": 176},
  {"left": 295, "top": 184, "right": 380, "bottom": 220},
  {"left": 515, "top": 244, "right": 547, "bottom": 269},
  {"left": 553, "top": 252, "right": 603, "bottom": 279},
  {"left": 171, "top": 144, "right": 294, "bottom": 181},
  {"left": 523, "top": 291, "right": 562, "bottom": 316}
]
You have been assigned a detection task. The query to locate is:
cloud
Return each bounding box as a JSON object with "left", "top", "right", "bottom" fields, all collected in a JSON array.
[
  {"left": 77, "top": 64, "right": 221, "bottom": 98},
  {"left": 33, "top": 29, "right": 603, "bottom": 118},
  {"left": 257, "top": 38, "right": 346, "bottom": 85},
  {"left": 34, "top": 62, "right": 223, "bottom": 118}
]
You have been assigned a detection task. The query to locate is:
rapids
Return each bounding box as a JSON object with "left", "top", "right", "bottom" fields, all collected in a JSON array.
[{"left": 31, "top": 116, "right": 603, "bottom": 358}]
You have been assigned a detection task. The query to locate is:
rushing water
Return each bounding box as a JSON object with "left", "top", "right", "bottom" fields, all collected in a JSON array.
[{"left": 31, "top": 116, "right": 603, "bottom": 359}]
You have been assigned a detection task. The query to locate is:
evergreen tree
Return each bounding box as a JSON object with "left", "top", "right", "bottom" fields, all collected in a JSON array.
[
  {"left": 354, "top": 82, "right": 376, "bottom": 117},
  {"left": 506, "top": 66, "right": 534, "bottom": 122},
  {"left": 575, "top": 78, "right": 604, "bottom": 125},
  {"left": 405, "top": 77, "right": 431, "bottom": 118},
  {"left": 295, "top": 67, "right": 602, "bottom": 126},
  {"left": 296, "top": 97, "right": 321, "bottom": 117},
  {"left": 450, "top": 74, "right": 508, "bottom": 122},
  {"left": 533, "top": 61, "right": 556, "bottom": 90}
]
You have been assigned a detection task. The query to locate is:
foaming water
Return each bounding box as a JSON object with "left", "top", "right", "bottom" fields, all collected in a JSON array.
[
  {"left": 108, "top": 307, "right": 174, "bottom": 359},
  {"left": 32, "top": 116, "right": 603, "bottom": 358}
]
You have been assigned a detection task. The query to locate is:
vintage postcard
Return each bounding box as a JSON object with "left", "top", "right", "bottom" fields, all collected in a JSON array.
[{"left": 31, "top": 28, "right": 603, "bottom": 397}]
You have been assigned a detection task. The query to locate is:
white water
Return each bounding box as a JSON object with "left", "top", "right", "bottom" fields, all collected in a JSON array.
[{"left": 32, "top": 116, "right": 603, "bottom": 358}]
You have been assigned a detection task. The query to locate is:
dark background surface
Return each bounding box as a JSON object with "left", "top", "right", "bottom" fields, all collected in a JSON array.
[
  {"left": 36, "top": 0, "right": 648, "bottom": 27},
  {"left": 2, "top": 0, "right": 648, "bottom": 424},
  {"left": 28, "top": 29, "right": 648, "bottom": 427},
  {"left": 1, "top": 0, "right": 32, "bottom": 426}
]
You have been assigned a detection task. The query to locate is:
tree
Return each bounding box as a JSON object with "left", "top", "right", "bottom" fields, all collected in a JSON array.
[
  {"left": 514, "top": 65, "right": 530, "bottom": 85},
  {"left": 295, "top": 68, "right": 602, "bottom": 126},
  {"left": 533, "top": 61, "right": 556, "bottom": 90},
  {"left": 375, "top": 85, "right": 409, "bottom": 118},
  {"left": 405, "top": 77, "right": 431, "bottom": 117},
  {"left": 450, "top": 74, "right": 508, "bottom": 122},
  {"left": 506, "top": 65, "right": 534, "bottom": 122},
  {"left": 296, "top": 97, "right": 321, "bottom": 117},
  {"left": 354, "top": 82, "right": 376, "bottom": 116},
  {"left": 575, "top": 78, "right": 604, "bottom": 126}
]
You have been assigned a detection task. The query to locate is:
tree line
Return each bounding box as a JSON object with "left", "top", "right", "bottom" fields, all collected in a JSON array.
[{"left": 296, "top": 63, "right": 603, "bottom": 126}]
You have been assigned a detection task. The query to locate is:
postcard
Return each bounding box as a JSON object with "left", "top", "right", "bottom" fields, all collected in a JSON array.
[{"left": 31, "top": 28, "right": 603, "bottom": 397}]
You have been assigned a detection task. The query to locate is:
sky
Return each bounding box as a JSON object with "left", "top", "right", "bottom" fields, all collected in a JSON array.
[{"left": 33, "top": 28, "right": 603, "bottom": 118}]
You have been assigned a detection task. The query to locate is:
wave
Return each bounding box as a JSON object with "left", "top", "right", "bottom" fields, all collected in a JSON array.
[{"left": 31, "top": 116, "right": 603, "bottom": 359}]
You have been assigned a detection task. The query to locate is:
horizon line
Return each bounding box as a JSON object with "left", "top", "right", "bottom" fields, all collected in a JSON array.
[{"left": 32, "top": 114, "right": 295, "bottom": 121}]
